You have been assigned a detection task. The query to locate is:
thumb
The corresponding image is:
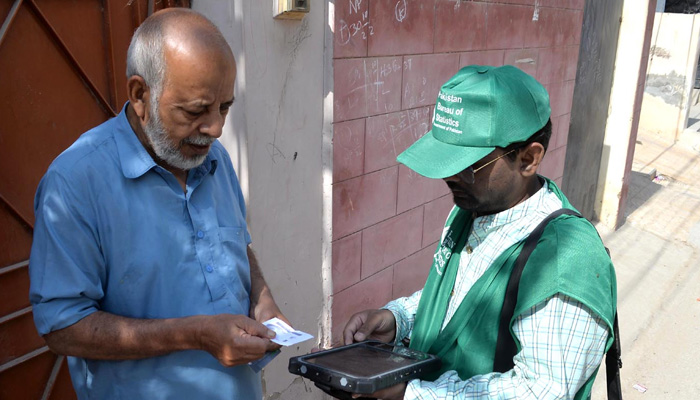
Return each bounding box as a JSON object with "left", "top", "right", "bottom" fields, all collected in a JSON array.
[
  {"left": 353, "top": 330, "right": 368, "bottom": 342},
  {"left": 240, "top": 317, "right": 276, "bottom": 339}
]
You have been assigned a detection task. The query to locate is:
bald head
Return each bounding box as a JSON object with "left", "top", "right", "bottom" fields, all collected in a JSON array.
[{"left": 126, "top": 8, "right": 234, "bottom": 99}]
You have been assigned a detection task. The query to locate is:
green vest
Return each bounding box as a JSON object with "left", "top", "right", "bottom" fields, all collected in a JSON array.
[{"left": 409, "top": 179, "right": 617, "bottom": 399}]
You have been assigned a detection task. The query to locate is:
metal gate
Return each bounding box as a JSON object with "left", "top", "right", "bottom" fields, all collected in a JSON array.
[{"left": 0, "top": 1, "right": 187, "bottom": 398}]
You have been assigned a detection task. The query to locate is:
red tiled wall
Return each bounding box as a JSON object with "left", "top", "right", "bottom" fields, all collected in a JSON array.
[{"left": 331, "top": 0, "right": 585, "bottom": 341}]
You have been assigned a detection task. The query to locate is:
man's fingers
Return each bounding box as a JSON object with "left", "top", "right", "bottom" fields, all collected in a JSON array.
[
  {"left": 237, "top": 316, "right": 276, "bottom": 339},
  {"left": 366, "top": 382, "right": 407, "bottom": 400},
  {"left": 353, "top": 332, "right": 367, "bottom": 343},
  {"left": 202, "top": 314, "right": 283, "bottom": 366},
  {"left": 342, "top": 330, "right": 354, "bottom": 345},
  {"left": 233, "top": 317, "right": 279, "bottom": 352},
  {"left": 238, "top": 334, "right": 271, "bottom": 356},
  {"left": 354, "top": 312, "right": 384, "bottom": 341},
  {"left": 266, "top": 340, "right": 282, "bottom": 352},
  {"left": 342, "top": 313, "right": 367, "bottom": 345}
]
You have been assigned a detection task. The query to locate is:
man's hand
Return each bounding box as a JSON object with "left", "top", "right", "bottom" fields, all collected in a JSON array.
[
  {"left": 249, "top": 290, "right": 289, "bottom": 351},
  {"left": 343, "top": 309, "right": 397, "bottom": 345},
  {"left": 352, "top": 382, "right": 407, "bottom": 400},
  {"left": 198, "top": 314, "right": 279, "bottom": 367}
]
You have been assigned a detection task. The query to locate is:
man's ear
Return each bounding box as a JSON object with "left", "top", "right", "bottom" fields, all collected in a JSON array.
[
  {"left": 126, "top": 76, "right": 149, "bottom": 122},
  {"left": 518, "top": 143, "right": 545, "bottom": 177}
]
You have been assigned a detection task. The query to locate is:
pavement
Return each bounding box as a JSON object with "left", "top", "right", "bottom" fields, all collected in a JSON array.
[{"left": 590, "top": 127, "right": 700, "bottom": 399}]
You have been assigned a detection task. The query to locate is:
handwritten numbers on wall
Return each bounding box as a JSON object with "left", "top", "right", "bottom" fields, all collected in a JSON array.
[
  {"left": 339, "top": 0, "right": 411, "bottom": 47},
  {"left": 339, "top": 0, "right": 374, "bottom": 46}
]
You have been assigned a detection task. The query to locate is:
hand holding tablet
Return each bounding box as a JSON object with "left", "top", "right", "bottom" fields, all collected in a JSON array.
[{"left": 288, "top": 340, "right": 441, "bottom": 398}]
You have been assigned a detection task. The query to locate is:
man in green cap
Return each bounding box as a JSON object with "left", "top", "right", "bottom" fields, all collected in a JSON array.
[{"left": 342, "top": 65, "right": 617, "bottom": 399}]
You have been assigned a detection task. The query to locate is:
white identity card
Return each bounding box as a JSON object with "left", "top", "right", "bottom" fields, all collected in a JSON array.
[{"left": 263, "top": 317, "right": 313, "bottom": 346}]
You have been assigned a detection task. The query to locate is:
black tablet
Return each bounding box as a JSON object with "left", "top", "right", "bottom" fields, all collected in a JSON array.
[{"left": 288, "top": 340, "right": 441, "bottom": 395}]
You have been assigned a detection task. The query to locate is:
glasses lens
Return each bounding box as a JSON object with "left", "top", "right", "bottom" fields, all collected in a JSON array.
[{"left": 465, "top": 166, "right": 475, "bottom": 184}]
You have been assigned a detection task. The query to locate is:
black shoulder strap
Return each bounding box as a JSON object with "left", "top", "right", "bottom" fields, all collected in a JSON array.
[
  {"left": 493, "top": 208, "right": 579, "bottom": 373},
  {"left": 492, "top": 208, "right": 622, "bottom": 400},
  {"left": 606, "top": 313, "right": 623, "bottom": 399}
]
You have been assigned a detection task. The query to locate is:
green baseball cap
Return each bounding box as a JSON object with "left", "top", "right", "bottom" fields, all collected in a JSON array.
[{"left": 397, "top": 65, "right": 551, "bottom": 179}]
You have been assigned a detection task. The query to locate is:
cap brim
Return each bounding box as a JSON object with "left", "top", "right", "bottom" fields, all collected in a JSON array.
[{"left": 397, "top": 131, "right": 495, "bottom": 179}]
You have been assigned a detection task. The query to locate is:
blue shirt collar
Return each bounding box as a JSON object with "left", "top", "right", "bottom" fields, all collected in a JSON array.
[{"left": 113, "top": 102, "right": 219, "bottom": 179}]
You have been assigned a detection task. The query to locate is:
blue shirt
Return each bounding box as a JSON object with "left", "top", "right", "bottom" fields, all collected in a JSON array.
[{"left": 29, "top": 104, "right": 261, "bottom": 399}]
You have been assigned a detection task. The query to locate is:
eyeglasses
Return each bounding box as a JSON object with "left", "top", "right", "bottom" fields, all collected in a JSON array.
[{"left": 461, "top": 149, "right": 517, "bottom": 184}]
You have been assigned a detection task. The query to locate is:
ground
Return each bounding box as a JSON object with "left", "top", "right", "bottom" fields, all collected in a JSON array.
[{"left": 590, "top": 125, "right": 700, "bottom": 399}]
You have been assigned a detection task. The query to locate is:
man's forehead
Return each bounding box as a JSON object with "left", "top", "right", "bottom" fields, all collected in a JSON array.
[
  {"left": 159, "top": 50, "right": 235, "bottom": 102},
  {"left": 161, "top": 17, "right": 232, "bottom": 56},
  {"left": 161, "top": 37, "right": 235, "bottom": 79}
]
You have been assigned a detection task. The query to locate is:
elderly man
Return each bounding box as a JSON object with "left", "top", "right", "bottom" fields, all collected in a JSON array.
[
  {"left": 29, "top": 9, "right": 286, "bottom": 399},
  {"left": 342, "top": 66, "right": 617, "bottom": 399}
]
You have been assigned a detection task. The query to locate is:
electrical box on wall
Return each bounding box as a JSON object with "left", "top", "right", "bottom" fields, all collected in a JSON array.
[{"left": 273, "top": 0, "right": 309, "bottom": 20}]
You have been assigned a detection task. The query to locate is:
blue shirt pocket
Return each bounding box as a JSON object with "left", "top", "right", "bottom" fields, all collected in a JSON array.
[
  {"left": 219, "top": 226, "right": 246, "bottom": 242},
  {"left": 217, "top": 226, "right": 251, "bottom": 312}
]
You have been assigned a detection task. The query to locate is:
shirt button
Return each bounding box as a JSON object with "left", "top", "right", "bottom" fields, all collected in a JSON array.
[
  {"left": 197, "top": 230, "right": 205, "bottom": 239},
  {"left": 466, "top": 245, "right": 473, "bottom": 254},
  {"left": 206, "top": 264, "right": 213, "bottom": 273}
]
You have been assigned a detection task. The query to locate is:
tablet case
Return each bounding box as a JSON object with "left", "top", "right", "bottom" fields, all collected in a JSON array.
[{"left": 288, "top": 340, "right": 441, "bottom": 396}]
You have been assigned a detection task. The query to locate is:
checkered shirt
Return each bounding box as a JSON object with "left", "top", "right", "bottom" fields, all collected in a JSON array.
[{"left": 384, "top": 181, "right": 609, "bottom": 399}]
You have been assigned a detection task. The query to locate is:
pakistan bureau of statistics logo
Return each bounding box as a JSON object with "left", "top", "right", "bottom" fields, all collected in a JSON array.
[
  {"left": 433, "top": 232, "right": 456, "bottom": 276},
  {"left": 432, "top": 91, "right": 464, "bottom": 135}
]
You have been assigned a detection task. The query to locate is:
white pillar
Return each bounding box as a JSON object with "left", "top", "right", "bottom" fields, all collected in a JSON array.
[{"left": 596, "top": 0, "right": 657, "bottom": 229}]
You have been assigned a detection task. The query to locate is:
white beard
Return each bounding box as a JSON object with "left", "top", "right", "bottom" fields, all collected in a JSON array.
[{"left": 144, "top": 97, "right": 214, "bottom": 171}]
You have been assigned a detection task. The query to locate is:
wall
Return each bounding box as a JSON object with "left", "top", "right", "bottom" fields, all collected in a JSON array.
[
  {"left": 562, "top": 0, "right": 624, "bottom": 220},
  {"left": 331, "top": 0, "right": 586, "bottom": 343},
  {"left": 638, "top": 13, "right": 700, "bottom": 144},
  {"left": 192, "top": 2, "right": 328, "bottom": 399}
]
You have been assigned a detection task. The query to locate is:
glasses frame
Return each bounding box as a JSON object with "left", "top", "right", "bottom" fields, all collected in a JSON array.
[{"left": 463, "top": 148, "right": 518, "bottom": 184}]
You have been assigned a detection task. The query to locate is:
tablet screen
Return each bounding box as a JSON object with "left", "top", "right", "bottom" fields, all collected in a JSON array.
[{"left": 304, "top": 344, "right": 418, "bottom": 378}]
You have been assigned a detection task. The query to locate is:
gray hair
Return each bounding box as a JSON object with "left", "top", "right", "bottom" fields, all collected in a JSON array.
[
  {"left": 126, "top": 9, "right": 231, "bottom": 101},
  {"left": 126, "top": 17, "right": 166, "bottom": 99}
]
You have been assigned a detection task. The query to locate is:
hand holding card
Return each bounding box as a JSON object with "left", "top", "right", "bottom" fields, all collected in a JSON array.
[
  {"left": 263, "top": 317, "right": 314, "bottom": 346},
  {"left": 248, "top": 318, "right": 314, "bottom": 372}
]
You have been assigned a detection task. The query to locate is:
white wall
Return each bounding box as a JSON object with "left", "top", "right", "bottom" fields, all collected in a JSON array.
[
  {"left": 192, "top": 2, "right": 330, "bottom": 399},
  {"left": 639, "top": 13, "right": 700, "bottom": 143}
]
